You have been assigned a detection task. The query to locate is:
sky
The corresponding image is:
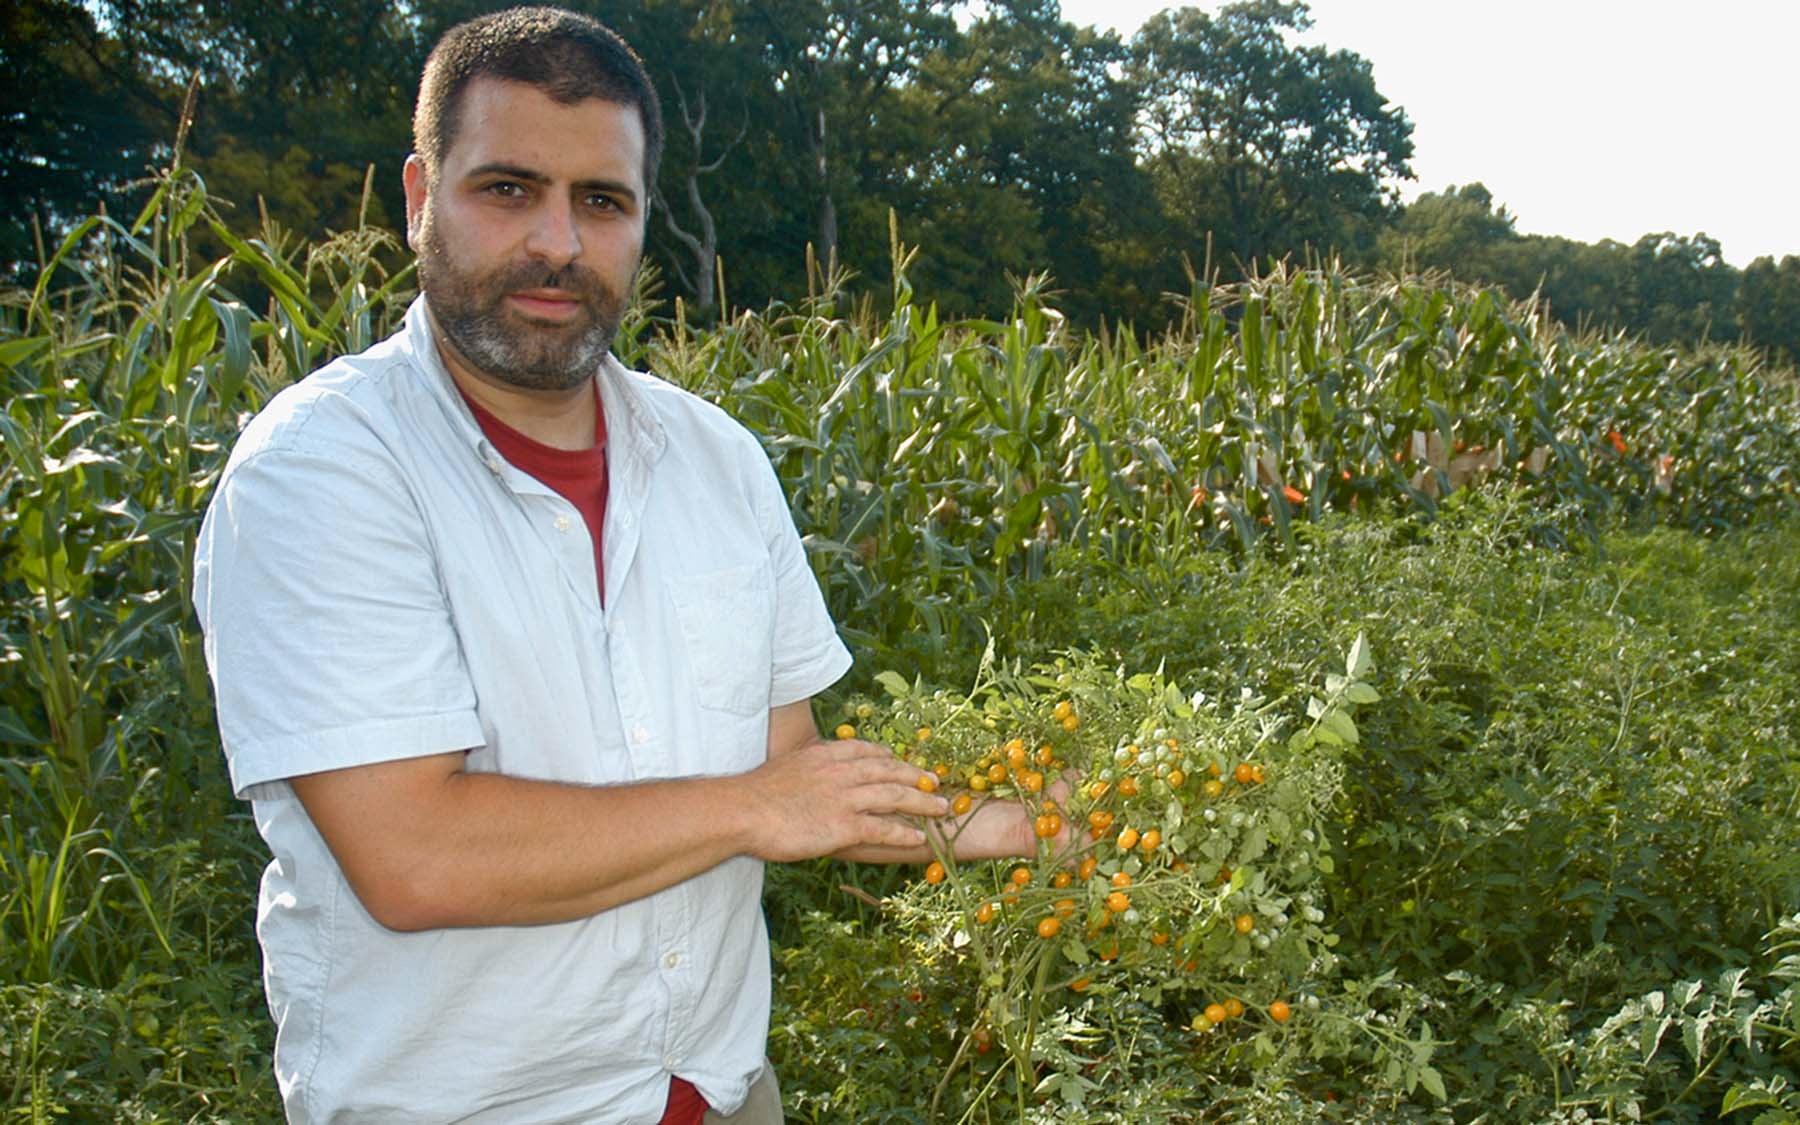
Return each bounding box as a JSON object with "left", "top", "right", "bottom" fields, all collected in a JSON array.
[{"left": 1054, "top": 0, "right": 1800, "bottom": 267}]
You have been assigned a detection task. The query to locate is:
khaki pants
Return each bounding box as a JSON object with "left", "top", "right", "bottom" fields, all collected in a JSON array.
[{"left": 702, "top": 1061, "right": 783, "bottom": 1124}]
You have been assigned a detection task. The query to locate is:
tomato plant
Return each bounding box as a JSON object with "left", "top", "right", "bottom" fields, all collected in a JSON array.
[{"left": 846, "top": 637, "right": 1382, "bottom": 1119}]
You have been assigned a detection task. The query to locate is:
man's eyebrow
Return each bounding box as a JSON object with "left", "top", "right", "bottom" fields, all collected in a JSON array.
[
  {"left": 463, "top": 162, "right": 638, "bottom": 204},
  {"left": 464, "top": 162, "right": 550, "bottom": 184}
]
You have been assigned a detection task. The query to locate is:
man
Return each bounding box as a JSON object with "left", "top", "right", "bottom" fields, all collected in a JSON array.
[{"left": 194, "top": 8, "right": 1038, "bottom": 1123}]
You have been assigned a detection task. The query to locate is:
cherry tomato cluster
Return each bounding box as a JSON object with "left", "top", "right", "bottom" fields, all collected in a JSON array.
[{"left": 844, "top": 671, "right": 1338, "bottom": 1059}]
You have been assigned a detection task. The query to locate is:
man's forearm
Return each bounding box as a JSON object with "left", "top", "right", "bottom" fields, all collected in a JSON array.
[
  {"left": 293, "top": 736, "right": 947, "bottom": 932},
  {"left": 298, "top": 762, "right": 761, "bottom": 930}
]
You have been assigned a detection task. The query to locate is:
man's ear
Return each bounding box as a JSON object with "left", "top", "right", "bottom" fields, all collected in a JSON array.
[{"left": 402, "top": 154, "right": 430, "bottom": 249}]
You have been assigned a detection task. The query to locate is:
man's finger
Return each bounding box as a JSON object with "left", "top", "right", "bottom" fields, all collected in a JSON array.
[
  {"left": 861, "top": 814, "right": 927, "bottom": 848},
  {"left": 828, "top": 751, "right": 940, "bottom": 793},
  {"left": 872, "top": 785, "right": 950, "bottom": 819}
]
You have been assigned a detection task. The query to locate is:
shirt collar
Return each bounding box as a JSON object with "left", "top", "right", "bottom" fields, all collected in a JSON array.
[{"left": 399, "top": 295, "right": 666, "bottom": 468}]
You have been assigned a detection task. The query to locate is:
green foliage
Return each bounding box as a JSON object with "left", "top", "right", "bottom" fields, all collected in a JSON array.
[
  {"left": 644, "top": 248, "right": 1797, "bottom": 680},
  {"left": 1739, "top": 256, "right": 1800, "bottom": 366},
  {"left": 0, "top": 3, "right": 168, "bottom": 269},
  {"left": 837, "top": 646, "right": 1375, "bottom": 1121},
  {"left": 1, "top": 174, "right": 1796, "bottom": 1120},
  {"left": 0, "top": 166, "right": 407, "bottom": 1121},
  {"left": 975, "top": 503, "right": 1800, "bottom": 1120},
  {"left": 10, "top": 0, "right": 1796, "bottom": 359},
  {"left": 1382, "top": 184, "right": 1780, "bottom": 357}
]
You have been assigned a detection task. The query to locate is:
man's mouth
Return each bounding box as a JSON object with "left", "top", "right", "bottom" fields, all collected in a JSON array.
[{"left": 506, "top": 289, "right": 584, "bottom": 322}]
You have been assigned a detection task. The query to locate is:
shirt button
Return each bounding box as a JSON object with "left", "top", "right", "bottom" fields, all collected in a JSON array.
[
  {"left": 553, "top": 515, "right": 573, "bottom": 532},
  {"left": 663, "top": 951, "right": 680, "bottom": 969},
  {"left": 664, "top": 1054, "right": 679, "bottom": 1070},
  {"left": 632, "top": 726, "right": 650, "bottom": 746}
]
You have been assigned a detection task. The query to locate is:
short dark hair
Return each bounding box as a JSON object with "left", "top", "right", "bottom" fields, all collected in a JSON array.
[{"left": 413, "top": 7, "right": 664, "bottom": 192}]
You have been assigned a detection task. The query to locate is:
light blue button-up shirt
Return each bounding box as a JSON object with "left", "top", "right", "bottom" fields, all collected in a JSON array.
[{"left": 194, "top": 298, "right": 852, "bottom": 1122}]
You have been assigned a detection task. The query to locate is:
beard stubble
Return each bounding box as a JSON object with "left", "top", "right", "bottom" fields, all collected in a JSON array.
[{"left": 414, "top": 206, "right": 632, "bottom": 392}]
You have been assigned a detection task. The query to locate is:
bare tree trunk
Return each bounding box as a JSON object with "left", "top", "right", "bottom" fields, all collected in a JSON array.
[
  {"left": 812, "top": 107, "right": 837, "bottom": 271},
  {"left": 654, "top": 80, "right": 743, "bottom": 317}
]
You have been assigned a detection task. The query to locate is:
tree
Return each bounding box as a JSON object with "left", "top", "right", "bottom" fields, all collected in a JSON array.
[
  {"left": 871, "top": 0, "right": 1149, "bottom": 318},
  {"left": 1622, "top": 232, "right": 1737, "bottom": 344},
  {"left": 1378, "top": 183, "right": 1516, "bottom": 277},
  {"left": 176, "top": 0, "right": 424, "bottom": 239},
  {"left": 1487, "top": 234, "right": 1634, "bottom": 331},
  {"left": 654, "top": 77, "right": 746, "bottom": 315},
  {"left": 1126, "top": 0, "right": 1413, "bottom": 272},
  {"left": 1, "top": 1, "right": 181, "bottom": 270},
  {"left": 739, "top": 0, "right": 959, "bottom": 273},
  {"left": 1737, "top": 255, "right": 1800, "bottom": 366},
  {"left": 3, "top": 0, "right": 421, "bottom": 273}
]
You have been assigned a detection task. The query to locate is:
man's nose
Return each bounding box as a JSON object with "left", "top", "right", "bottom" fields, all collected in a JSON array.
[{"left": 524, "top": 198, "right": 582, "bottom": 270}]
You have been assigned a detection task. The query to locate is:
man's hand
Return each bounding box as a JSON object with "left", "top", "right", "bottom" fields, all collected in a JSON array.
[
  {"left": 739, "top": 737, "right": 949, "bottom": 862},
  {"left": 921, "top": 769, "right": 1080, "bottom": 863}
]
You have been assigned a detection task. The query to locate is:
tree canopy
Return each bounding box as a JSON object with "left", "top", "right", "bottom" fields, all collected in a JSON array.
[{"left": 4, "top": 0, "right": 1792, "bottom": 357}]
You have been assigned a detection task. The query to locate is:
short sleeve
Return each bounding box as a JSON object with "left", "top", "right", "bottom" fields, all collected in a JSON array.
[
  {"left": 746, "top": 446, "right": 853, "bottom": 708},
  {"left": 194, "top": 443, "right": 484, "bottom": 800}
]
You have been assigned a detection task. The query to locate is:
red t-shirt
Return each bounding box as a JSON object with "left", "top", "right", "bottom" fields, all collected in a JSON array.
[
  {"left": 660, "top": 1077, "right": 708, "bottom": 1124},
  {"left": 459, "top": 384, "right": 608, "bottom": 599}
]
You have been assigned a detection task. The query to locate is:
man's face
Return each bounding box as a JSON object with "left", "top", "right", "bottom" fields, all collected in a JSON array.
[{"left": 403, "top": 78, "right": 647, "bottom": 392}]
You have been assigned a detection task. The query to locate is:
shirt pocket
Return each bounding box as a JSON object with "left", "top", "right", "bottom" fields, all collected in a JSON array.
[{"left": 669, "top": 564, "right": 775, "bottom": 718}]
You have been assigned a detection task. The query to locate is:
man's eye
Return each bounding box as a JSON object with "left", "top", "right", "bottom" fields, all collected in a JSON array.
[
  {"left": 585, "top": 194, "right": 619, "bottom": 211},
  {"left": 487, "top": 182, "right": 526, "bottom": 198}
]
